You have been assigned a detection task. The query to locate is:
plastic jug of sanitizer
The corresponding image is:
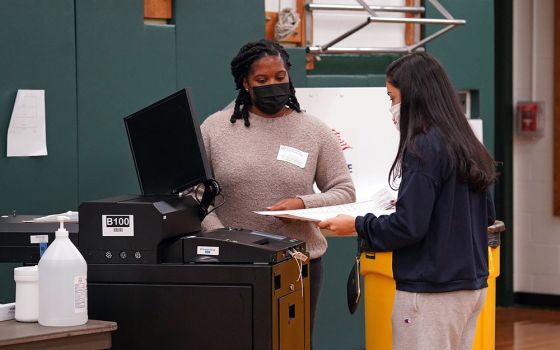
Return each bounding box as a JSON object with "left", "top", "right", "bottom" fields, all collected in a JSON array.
[{"left": 38, "top": 216, "right": 88, "bottom": 326}]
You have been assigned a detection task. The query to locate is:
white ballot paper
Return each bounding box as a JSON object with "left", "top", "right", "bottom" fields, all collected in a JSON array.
[
  {"left": 7, "top": 89, "right": 48, "bottom": 157},
  {"left": 256, "top": 188, "right": 396, "bottom": 222}
]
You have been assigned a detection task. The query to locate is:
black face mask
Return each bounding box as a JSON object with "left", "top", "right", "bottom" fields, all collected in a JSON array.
[{"left": 251, "top": 83, "right": 291, "bottom": 115}]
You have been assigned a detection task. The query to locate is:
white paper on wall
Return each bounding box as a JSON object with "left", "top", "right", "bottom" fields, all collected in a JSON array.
[
  {"left": 295, "top": 87, "right": 485, "bottom": 201},
  {"left": 296, "top": 87, "right": 400, "bottom": 201},
  {"left": 7, "top": 89, "right": 48, "bottom": 157}
]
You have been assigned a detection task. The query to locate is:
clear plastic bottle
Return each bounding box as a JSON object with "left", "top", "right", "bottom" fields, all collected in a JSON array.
[{"left": 38, "top": 216, "right": 88, "bottom": 326}]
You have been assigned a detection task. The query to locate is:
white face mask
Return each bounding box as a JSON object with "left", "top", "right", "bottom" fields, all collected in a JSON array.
[{"left": 390, "top": 103, "right": 401, "bottom": 131}]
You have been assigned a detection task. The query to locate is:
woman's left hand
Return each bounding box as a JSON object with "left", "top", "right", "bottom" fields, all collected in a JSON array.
[
  {"left": 317, "top": 214, "right": 357, "bottom": 235},
  {"left": 267, "top": 198, "right": 305, "bottom": 223}
]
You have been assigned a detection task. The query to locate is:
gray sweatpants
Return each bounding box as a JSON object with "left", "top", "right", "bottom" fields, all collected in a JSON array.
[{"left": 392, "top": 288, "right": 487, "bottom": 350}]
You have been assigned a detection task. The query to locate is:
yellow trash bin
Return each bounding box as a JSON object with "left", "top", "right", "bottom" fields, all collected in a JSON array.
[
  {"left": 360, "top": 221, "right": 505, "bottom": 350},
  {"left": 471, "top": 221, "right": 505, "bottom": 350},
  {"left": 360, "top": 251, "right": 395, "bottom": 350}
]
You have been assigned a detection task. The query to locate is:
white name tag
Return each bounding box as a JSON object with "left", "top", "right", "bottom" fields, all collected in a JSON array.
[{"left": 277, "top": 145, "right": 308, "bottom": 169}]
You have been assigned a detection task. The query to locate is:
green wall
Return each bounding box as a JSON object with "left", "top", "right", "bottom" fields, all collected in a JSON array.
[
  {"left": 76, "top": 0, "right": 178, "bottom": 201},
  {"left": 174, "top": 0, "right": 265, "bottom": 119},
  {"left": 0, "top": 0, "right": 77, "bottom": 215},
  {"left": 0, "top": 0, "right": 496, "bottom": 348},
  {"left": 426, "top": 0, "right": 495, "bottom": 153}
]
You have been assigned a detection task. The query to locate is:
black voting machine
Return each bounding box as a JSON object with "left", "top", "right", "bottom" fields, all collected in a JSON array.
[{"left": 1, "top": 89, "right": 310, "bottom": 350}]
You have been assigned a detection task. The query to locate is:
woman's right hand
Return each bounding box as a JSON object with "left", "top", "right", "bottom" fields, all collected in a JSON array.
[{"left": 317, "top": 214, "right": 357, "bottom": 235}]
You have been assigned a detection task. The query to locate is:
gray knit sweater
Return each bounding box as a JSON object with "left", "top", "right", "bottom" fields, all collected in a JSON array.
[{"left": 200, "top": 109, "right": 356, "bottom": 259}]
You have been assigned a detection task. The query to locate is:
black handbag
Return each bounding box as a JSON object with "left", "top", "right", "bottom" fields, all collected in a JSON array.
[
  {"left": 347, "top": 236, "right": 368, "bottom": 314},
  {"left": 346, "top": 254, "right": 361, "bottom": 314}
]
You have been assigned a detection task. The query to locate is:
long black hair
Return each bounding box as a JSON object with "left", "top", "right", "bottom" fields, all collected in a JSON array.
[
  {"left": 230, "top": 39, "right": 301, "bottom": 126},
  {"left": 387, "top": 52, "right": 497, "bottom": 192}
]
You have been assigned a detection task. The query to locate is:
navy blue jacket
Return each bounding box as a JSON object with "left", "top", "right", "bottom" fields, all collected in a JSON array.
[{"left": 355, "top": 128, "right": 495, "bottom": 293}]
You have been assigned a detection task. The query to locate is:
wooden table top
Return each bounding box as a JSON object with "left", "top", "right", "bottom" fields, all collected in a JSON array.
[{"left": 0, "top": 319, "right": 117, "bottom": 347}]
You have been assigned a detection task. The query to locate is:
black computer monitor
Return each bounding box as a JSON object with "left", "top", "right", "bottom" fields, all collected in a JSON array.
[{"left": 124, "top": 88, "right": 212, "bottom": 195}]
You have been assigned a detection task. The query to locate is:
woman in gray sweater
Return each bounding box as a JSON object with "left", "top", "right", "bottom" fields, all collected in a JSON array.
[{"left": 200, "top": 39, "right": 356, "bottom": 341}]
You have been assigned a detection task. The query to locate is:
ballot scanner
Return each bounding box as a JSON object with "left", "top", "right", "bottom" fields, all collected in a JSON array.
[
  {"left": 78, "top": 194, "right": 306, "bottom": 266},
  {"left": 79, "top": 88, "right": 311, "bottom": 350},
  {"left": 81, "top": 206, "right": 309, "bottom": 350}
]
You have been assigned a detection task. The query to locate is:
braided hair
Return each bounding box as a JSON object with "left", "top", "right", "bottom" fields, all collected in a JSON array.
[{"left": 230, "top": 39, "right": 301, "bottom": 126}]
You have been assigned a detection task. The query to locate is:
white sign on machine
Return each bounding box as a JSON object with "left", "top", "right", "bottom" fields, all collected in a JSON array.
[
  {"left": 197, "top": 246, "right": 220, "bottom": 256},
  {"left": 102, "top": 215, "right": 134, "bottom": 237}
]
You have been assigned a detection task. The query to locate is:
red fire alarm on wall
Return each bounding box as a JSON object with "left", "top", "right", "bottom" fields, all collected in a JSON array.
[{"left": 516, "top": 101, "right": 544, "bottom": 138}]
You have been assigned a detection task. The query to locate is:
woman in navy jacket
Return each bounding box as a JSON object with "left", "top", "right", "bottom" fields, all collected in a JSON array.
[{"left": 319, "top": 52, "right": 497, "bottom": 350}]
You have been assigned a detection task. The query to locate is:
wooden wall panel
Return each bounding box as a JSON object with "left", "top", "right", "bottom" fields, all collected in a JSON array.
[
  {"left": 265, "top": 0, "right": 306, "bottom": 46},
  {"left": 405, "top": 0, "right": 416, "bottom": 45},
  {"left": 555, "top": 0, "right": 560, "bottom": 215},
  {"left": 144, "top": 0, "right": 172, "bottom": 19}
]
